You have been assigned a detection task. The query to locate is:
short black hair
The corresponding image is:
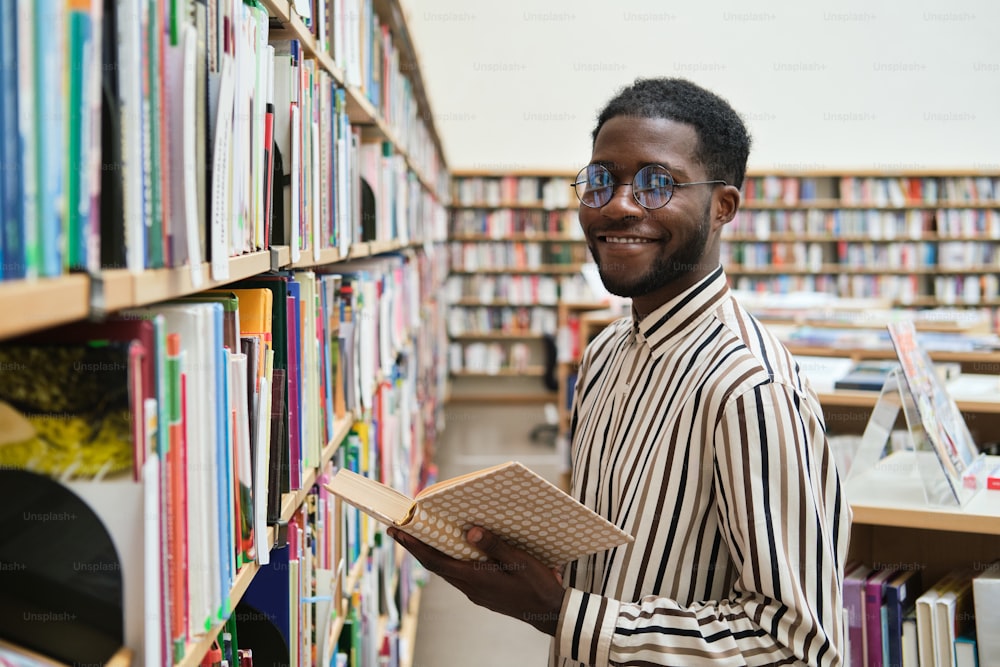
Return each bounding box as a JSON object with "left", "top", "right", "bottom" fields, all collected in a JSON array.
[{"left": 592, "top": 78, "right": 752, "bottom": 189}]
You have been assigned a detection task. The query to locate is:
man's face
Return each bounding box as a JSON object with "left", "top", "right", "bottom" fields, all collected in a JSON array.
[{"left": 579, "top": 116, "right": 722, "bottom": 314}]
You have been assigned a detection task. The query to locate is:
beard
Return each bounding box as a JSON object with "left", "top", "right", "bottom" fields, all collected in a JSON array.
[{"left": 590, "top": 206, "right": 712, "bottom": 299}]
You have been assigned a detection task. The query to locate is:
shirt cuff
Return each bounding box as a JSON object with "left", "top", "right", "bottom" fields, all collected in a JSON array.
[{"left": 555, "top": 587, "right": 620, "bottom": 667}]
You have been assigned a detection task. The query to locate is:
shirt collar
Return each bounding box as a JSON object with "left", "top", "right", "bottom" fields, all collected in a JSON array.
[{"left": 630, "top": 265, "right": 730, "bottom": 357}]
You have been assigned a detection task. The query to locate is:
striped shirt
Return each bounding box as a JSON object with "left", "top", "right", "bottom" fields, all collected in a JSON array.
[{"left": 553, "top": 266, "right": 851, "bottom": 667}]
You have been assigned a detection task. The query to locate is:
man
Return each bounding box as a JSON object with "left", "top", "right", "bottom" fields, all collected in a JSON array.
[{"left": 390, "top": 77, "right": 851, "bottom": 667}]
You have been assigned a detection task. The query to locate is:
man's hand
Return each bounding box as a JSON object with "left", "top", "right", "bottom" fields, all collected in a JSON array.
[{"left": 387, "top": 525, "right": 566, "bottom": 636}]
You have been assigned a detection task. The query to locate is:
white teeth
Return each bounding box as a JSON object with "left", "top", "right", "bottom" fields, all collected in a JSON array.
[{"left": 605, "top": 237, "right": 651, "bottom": 244}]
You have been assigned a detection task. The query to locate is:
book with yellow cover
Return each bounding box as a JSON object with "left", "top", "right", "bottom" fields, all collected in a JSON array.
[{"left": 325, "top": 461, "right": 632, "bottom": 568}]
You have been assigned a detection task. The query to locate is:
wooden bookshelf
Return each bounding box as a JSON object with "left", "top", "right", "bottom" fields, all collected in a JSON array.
[
  {"left": 846, "top": 453, "right": 1000, "bottom": 583},
  {"left": 447, "top": 171, "right": 596, "bottom": 403},
  {"left": 97, "top": 252, "right": 274, "bottom": 313},
  {"left": 0, "top": 274, "right": 90, "bottom": 339},
  {"left": 259, "top": 0, "right": 444, "bottom": 202},
  {"left": 0, "top": 241, "right": 443, "bottom": 339},
  {"left": 175, "top": 558, "right": 262, "bottom": 667},
  {"left": 724, "top": 171, "right": 1000, "bottom": 308},
  {"left": 0, "top": 0, "right": 447, "bottom": 664},
  {"left": 814, "top": 389, "right": 1000, "bottom": 414}
]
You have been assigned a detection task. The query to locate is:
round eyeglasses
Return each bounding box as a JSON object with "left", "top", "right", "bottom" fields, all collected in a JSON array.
[{"left": 572, "top": 164, "right": 728, "bottom": 210}]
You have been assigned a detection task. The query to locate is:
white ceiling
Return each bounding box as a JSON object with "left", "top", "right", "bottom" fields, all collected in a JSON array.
[{"left": 399, "top": 0, "right": 1000, "bottom": 173}]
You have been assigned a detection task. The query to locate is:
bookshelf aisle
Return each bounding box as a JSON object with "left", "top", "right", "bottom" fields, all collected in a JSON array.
[
  {"left": 445, "top": 171, "right": 603, "bottom": 403},
  {"left": 0, "top": 1, "right": 448, "bottom": 666}
]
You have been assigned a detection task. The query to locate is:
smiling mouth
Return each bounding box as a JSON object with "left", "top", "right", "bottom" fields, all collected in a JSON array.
[{"left": 600, "top": 236, "right": 656, "bottom": 244}]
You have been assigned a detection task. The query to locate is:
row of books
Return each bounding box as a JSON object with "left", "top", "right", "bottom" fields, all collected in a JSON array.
[
  {"left": 740, "top": 175, "right": 1000, "bottom": 206},
  {"left": 0, "top": 0, "right": 447, "bottom": 283},
  {"left": 239, "top": 422, "right": 417, "bottom": 667},
  {"left": 447, "top": 306, "right": 558, "bottom": 338},
  {"left": 453, "top": 176, "right": 573, "bottom": 209},
  {"left": 937, "top": 209, "right": 1000, "bottom": 239},
  {"left": 842, "top": 562, "right": 1000, "bottom": 667},
  {"left": 839, "top": 243, "right": 938, "bottom": 269},
  {"left": 935, "top": 242, "right": 1000, "bottom": 268},
  {"left": 933, "top": 275, "right": 1000, "bottom": 306},
  {"left": 742, "top": 176, "right": 825, "bottom": 204},
  {"left": 730, "top": 271, "right": 1000, "bottom": 307},
  {"left": 330, "top": 0, "right": 446, "bottom": 195},
  {"left": 444, "top": 274, "right": 559, "bottom": 306},
  {"left": 723, "top": 242, "right": 826, "bottom": 271},
  {"left": 450, "top": 209, "right": 583, "bottom": 237},
  {"left": 729, "top": 209, "right": 1000, "bottom": 240},
  {"left": 732, "top": 274, "right": 855, "bottom": 298},
  {"left": 727, "top": 242, "right": 1000, "bottom": 272},
  {"left": 839, "top": 176, "right": 1000, "bottom": 206},
  {"left": 448, "top": 341, "right": 535, "bottom": 375},
  {"left": 280, "top": 0, "right": 448, "bottom": 205},
  {"left": 0, "top": 250, "right": 441, "bottom": 665},
  {"left": 1, "top": 269, "right": 362, "bottom": 662},
  {"left": 442, "top": 273, "right": 602, "bottom": 308},
  {"left": 449, "top": 242, "right": 589, "bottom": 272}
]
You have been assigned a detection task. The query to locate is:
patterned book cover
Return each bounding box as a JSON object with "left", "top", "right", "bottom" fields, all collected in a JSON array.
[
  {"left": 0, "top": 342, "right": 134, "bottom": 477},
  {"left": 327, "top": 461, "right": 632, "bottom": 569}
]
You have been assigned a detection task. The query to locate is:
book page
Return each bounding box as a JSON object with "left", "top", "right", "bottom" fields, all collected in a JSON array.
[
  {"left": 325, "top": 468, "right": 414, "bottom": 526},
  {"left": 414, "top": 460, "right": 513, "bottom": 498}
]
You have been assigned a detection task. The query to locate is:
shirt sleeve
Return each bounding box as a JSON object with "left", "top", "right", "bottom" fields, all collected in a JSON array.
[{"left": 554, "top": 380, "right": 851, "bottom": 667}]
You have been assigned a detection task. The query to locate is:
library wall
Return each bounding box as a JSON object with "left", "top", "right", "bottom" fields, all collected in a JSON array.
[{"left": 403, "top": 0, "right": 1000, "bottom": 171}]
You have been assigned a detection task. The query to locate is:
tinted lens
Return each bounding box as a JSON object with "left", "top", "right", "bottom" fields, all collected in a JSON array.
[
  {"left": 633, "top": 165, "right": 674, "bottom": 209},
  {"left": 575, "top": 165, "right": 614, "bottom": 208}
]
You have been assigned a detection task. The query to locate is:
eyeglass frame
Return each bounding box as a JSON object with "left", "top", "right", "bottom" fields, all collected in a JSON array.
[{"left": 570, "top": 163, "right": 729, "bottom": 210}]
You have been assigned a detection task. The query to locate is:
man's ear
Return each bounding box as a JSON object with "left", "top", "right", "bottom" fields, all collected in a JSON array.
[{"left": 712, "top": 185, "right": 741, "bottom": 230}]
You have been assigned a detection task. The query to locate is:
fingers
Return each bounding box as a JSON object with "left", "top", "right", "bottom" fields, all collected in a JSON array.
[
  {"left": 465, "top": 525, "right": 518, "bottom": 563},
  {"left": 390, "top": 525, "right": 551, "bottom": 582},
  {"left": 388, "top": 528, "right": 461, "bottom": 577},
  {"left": 467, "top": 526, "right": 558, "bottom": 578}
]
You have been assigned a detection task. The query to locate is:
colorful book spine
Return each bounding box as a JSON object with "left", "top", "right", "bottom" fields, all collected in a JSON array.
[
  {"left": 0, "top": 0, "right": 22, "bottom": 279},
  {"left": 66, "top": 0, "right": 94, "bottom": 271},
  {"left": 33, "top": 0, "right": 65, "bottom": 277},
  {"left": 165, "top": 332, "right": 187, "bottom": 662}
]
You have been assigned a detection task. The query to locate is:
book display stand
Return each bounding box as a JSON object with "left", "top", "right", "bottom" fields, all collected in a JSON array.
[{"left": 847, "top": 324, "right": 987, "bottom": 508}]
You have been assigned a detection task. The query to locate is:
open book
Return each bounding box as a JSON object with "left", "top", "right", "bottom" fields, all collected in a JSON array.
[{"left": 325, "top": 462, "right": 632, "bottom": 568}]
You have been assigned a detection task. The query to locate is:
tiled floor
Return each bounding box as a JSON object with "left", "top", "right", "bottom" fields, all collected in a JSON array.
[{"left": 409, "top": 403, "right": 561, "bottom": 667}]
